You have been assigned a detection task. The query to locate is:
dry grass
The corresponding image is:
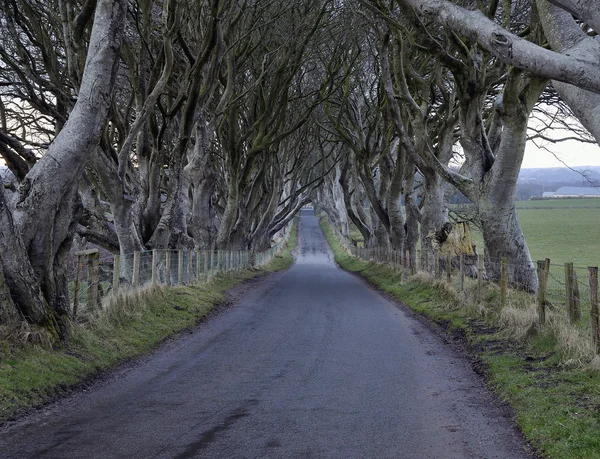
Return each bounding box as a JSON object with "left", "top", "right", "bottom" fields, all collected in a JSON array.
[
  {"left": 0, "top": 321, "right": 55, "bottom": 349},
  {"left": 398, "top": 257, "right": 600, "bottom": 370},
  {"left": 87, "top": 284, "right": 164, "bottom": 328},
  {"left": 547, "top": 312, "right": 597, "bottom": 367},
  {"left": 498, "top": 304, "right": 538, "bottom": 341}
]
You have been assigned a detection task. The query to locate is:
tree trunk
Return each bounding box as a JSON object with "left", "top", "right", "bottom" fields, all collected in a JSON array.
[
  {"left": 0, "top": 0, "right": 127, "bottom": 335},
  {"left": 216, "top": 178, "right": 239, "bottom": 249}
]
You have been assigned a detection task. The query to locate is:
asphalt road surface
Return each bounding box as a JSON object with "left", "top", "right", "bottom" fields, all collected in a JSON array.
[{"left": 0, "top": 209, "right": 532, "bottom": 458}]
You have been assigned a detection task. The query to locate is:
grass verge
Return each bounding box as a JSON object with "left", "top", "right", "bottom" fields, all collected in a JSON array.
[
  {"left": 320, "top": 217, "right": 600, "bottom": 459},
  {"left": 0, "top": 222, "right": 297, "bottom": 424}
]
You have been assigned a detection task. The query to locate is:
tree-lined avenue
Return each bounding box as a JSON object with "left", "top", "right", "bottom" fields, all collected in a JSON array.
[{"left": 0, "top": 210, "right": 531, "bottom": 458}]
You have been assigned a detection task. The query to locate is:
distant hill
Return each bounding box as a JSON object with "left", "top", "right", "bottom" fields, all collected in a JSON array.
[
  {"left": 518, "top": 166, "right": 600, "bottom": 185},
  {"left": 516, "top": 166, "right": 600, "bottom": 200}
]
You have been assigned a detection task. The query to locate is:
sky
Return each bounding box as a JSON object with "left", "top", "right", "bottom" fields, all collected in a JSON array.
[
  {"left": 2, "top": 140, "right": 599, "bottom": 170},
  {"left": 523, "top": 138, "right": 600, "bottom": 169}
]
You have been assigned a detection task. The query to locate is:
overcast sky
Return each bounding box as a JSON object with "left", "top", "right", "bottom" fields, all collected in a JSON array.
[{"left": 523, "top": 138, "right": 600, "bottom": 169}]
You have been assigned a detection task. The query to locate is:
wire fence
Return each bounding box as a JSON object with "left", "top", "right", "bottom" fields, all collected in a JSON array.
[
  {"left": 327, "top": 220, "right": 600, "bottom": 354},
  {"left": 70, "top": 224, "right": 292, "bottom": 320}
]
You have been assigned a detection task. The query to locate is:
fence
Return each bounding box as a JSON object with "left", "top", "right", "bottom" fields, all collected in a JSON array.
[
  {"left": 327, "top": 221, "right": 600, "bottom": 355},
  {"left": 70, "top": 224, "right": 292, "bottom": 320}
]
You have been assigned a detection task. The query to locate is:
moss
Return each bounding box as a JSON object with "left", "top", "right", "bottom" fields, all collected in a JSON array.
[
  {"left": 320, "top": 217, "right": 600, "bottom": 459},
  {"left": 0, "top": 221, "right": 297, "bottom": 423}
]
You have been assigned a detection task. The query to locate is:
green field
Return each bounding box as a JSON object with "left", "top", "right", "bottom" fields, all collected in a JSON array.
[
  {"left": 516, "top": 198, "right": 600, "bottom": 209},
  {"left": 516, "top": 199, "right": 600, "bottom": 267},
  {"left": 518, "top": 207, "right": 600, "bottom": 267},
  {"left": 348, "top": 198, "right": 600, "bottom": 267}
]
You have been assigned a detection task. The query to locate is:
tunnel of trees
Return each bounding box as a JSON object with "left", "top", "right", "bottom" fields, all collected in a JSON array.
[{"left": 1, "top": 0, "right": 600, "bottom": 337}]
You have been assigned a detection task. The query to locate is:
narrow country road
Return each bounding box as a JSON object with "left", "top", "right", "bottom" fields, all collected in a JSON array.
[{"left": 0, "top": 210, "right": 532, "bottom": 458}]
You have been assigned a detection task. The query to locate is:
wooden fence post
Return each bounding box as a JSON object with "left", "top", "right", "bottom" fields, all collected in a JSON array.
[
  {"left": 536, "top": 259, "right": 550, "bottom": 327},
  {"left": 112, "top": 255, "right": 120, "bottom": 293},
  {"left": 565, "top": 262, "right": 581, "bottom": 323},
  {"left": 434, "top": 249, "right": 440, "bottom": 279},
  {"left": 500, "top": 257, "right": 508, "bottom": 308},
  {"left": 446, "top": 255, "right": 452, "bottom": 283},
  {"left": 589, "top": 266, "right": 600, "bottom": 354},
  {"left": 87, "top": 250, "right": 100, "bottom": 310},
  {"left": 460, "top": 254, "right": 465, "bottom": 292},
  {"left": 477, "top": 253, "right": 484, "bottom": 303},
  {"left": 72, "top": 253, "right": 84, "bottom": 320},
  {"left": 196, "top": 251, "right": 201, "bottom": 282},
  {"left": 151, "top": 250, "right": 158, "bottom": 285},
  {"left": 203, "top": 251, "right": 209, "bottom": 281},
  {"left": 166, "top": 250, "right": 172, "bottom": 285},
  {"left": 178, "top": 250, "right": 184, "bottom": 285},
  {"left": 132, "top": 251, "right": 141, "bottom": 288}
]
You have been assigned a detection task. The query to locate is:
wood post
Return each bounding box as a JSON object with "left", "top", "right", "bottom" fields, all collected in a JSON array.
[
  {"left": 589, "top": 266, "right": 600, "bottom": 354},
  {"left": 132, "top": 251, "right": 140, "bottom": 288},
  {"left": 204, "top": 251, "right": 209, "bottom": 281},
  {"left": 112, "top": 255, "right": 120, "bottom": 293},
  {"left": 460, "top": 254, "right": 465, "bottom": 292},
  {"left": 434, "top": 249, "right": 440, "bottom": 279},
  {"left": 73, "top": 253, "right": 84, "bottom": 320},
  {"left": 477, "top": 253, "right": 484, "bottom": 303},
  {"left": 536, "top": 259, "right": 550, "bottom": 327},
  {"left": 166, "top": 250, "right": 172, "bottom": 285},
  {"left": 565, "top": 262, "right": 581, "bottom": 323},
  {"left": 178, "top": 250, "right": 184, "bottom": 285},
  {"left": 151, "top": 250, "right": 158, "bottom": 285},
  {"left": 446, "top": 255, "right": 452, "bottom": 283},
  {"left": 500, "top": 257, "right": 508, "bottom": 308},
  {"left": 87, "top": 250, "right": 100, "bottom": 310},
  {"left": 196, "top": 251, "right": 201, "bottom": 282}
]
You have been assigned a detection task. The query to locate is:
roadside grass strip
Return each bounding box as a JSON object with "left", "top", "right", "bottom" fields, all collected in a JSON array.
[
  {"left": 320, "top": 218, "right": 600, "bottom": 459},
  {"left": 0, "top": 223, "right": 297, "bottom": 424}
]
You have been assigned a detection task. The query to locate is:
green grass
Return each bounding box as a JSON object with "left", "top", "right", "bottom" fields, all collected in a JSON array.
[
  {"left": 457, "top": 198, "right": 600, "bottom": 267},
  {"left": 516, "top": 198, "right": 600, "bottom": 209},
  {"left": 351, "top": 198, "right": 600, "bottom": 266},
  {"left": 320, "top": 217, "right": 600, "bottom": 459},
  {"left": 0, "top": 223, "right": 297, "bottom": 423},
  {"left": 518, "top": 207, "right": 600, "bottom": 267}
]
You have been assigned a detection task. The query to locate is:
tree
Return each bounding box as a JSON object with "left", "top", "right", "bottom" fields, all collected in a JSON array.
[{"left": 0, "top": 0, "right": 127, "bottom": 334}]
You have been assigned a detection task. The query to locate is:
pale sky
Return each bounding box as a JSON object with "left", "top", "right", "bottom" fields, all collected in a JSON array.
[{"left": 523, "top": 138, "right": 600, "bottom": 169}]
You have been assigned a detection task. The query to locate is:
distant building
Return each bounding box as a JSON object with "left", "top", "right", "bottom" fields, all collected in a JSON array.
[
  {"left": 553, "top": 186, "right": 600, "bottom": 197},
  {"left": 532, "top": 186, "right": 600, "bottom": 200}
]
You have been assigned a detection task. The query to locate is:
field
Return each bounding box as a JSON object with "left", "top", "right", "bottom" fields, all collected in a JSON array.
[
  {"left": 348, "top": 198, "right": 600, "bottom": 268},
  {"left": 517, "top": 200, "right": 600, "bottom": 267}
]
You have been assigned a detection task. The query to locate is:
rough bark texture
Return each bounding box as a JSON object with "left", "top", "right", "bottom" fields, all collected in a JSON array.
[
  {"left": 536, "top": 0, "right": 600, "bottom": 145},
  {"left": 394, "top": 0, "right": 600, "bottom": 94},
  {"left": 0, "top": 0, "right": 127, "bottom": 333}
]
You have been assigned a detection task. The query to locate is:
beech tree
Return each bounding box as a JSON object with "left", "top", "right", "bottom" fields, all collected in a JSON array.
[{"left": 0, "top": 0, "right": 127, "bottom": 334}]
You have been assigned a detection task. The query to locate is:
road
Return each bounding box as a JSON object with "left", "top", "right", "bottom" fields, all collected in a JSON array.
[{"left": 0, "top": 210, "right": 532, "bottom": 458}]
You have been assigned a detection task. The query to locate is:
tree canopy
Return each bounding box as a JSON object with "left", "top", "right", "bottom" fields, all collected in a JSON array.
[{"left": 1, "top": 0, "right": 599, "bottom": 336}]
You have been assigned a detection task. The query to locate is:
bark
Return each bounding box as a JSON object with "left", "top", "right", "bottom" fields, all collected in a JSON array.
[
  {"left": 377, "top": 0, "right": 600, "bottom": 94},
  {"left": 216, "top": 178, "right": 239, "bottom": 249},
  {"left": 536, "top": 0, "right": 600, "bottom": 144},
  {"left": 546, "top": 0, "right": 600, "bottom": 33},
  {"left": 386, "top": 150, "right": 406, "bottom": 251},
  {"left": 0, "top": 0, "right": 127, "bottom": 333},
  {"left": 339, "top": 159, "right": 372, "bottom": 245}
]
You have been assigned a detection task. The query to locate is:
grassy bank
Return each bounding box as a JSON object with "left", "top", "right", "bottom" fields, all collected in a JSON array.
[
  {"left": 320, "top": 218, "right": 600, "bottom": 459},
  {"left": 0, "top": 223, "right": 297, "bottom": 424}
]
